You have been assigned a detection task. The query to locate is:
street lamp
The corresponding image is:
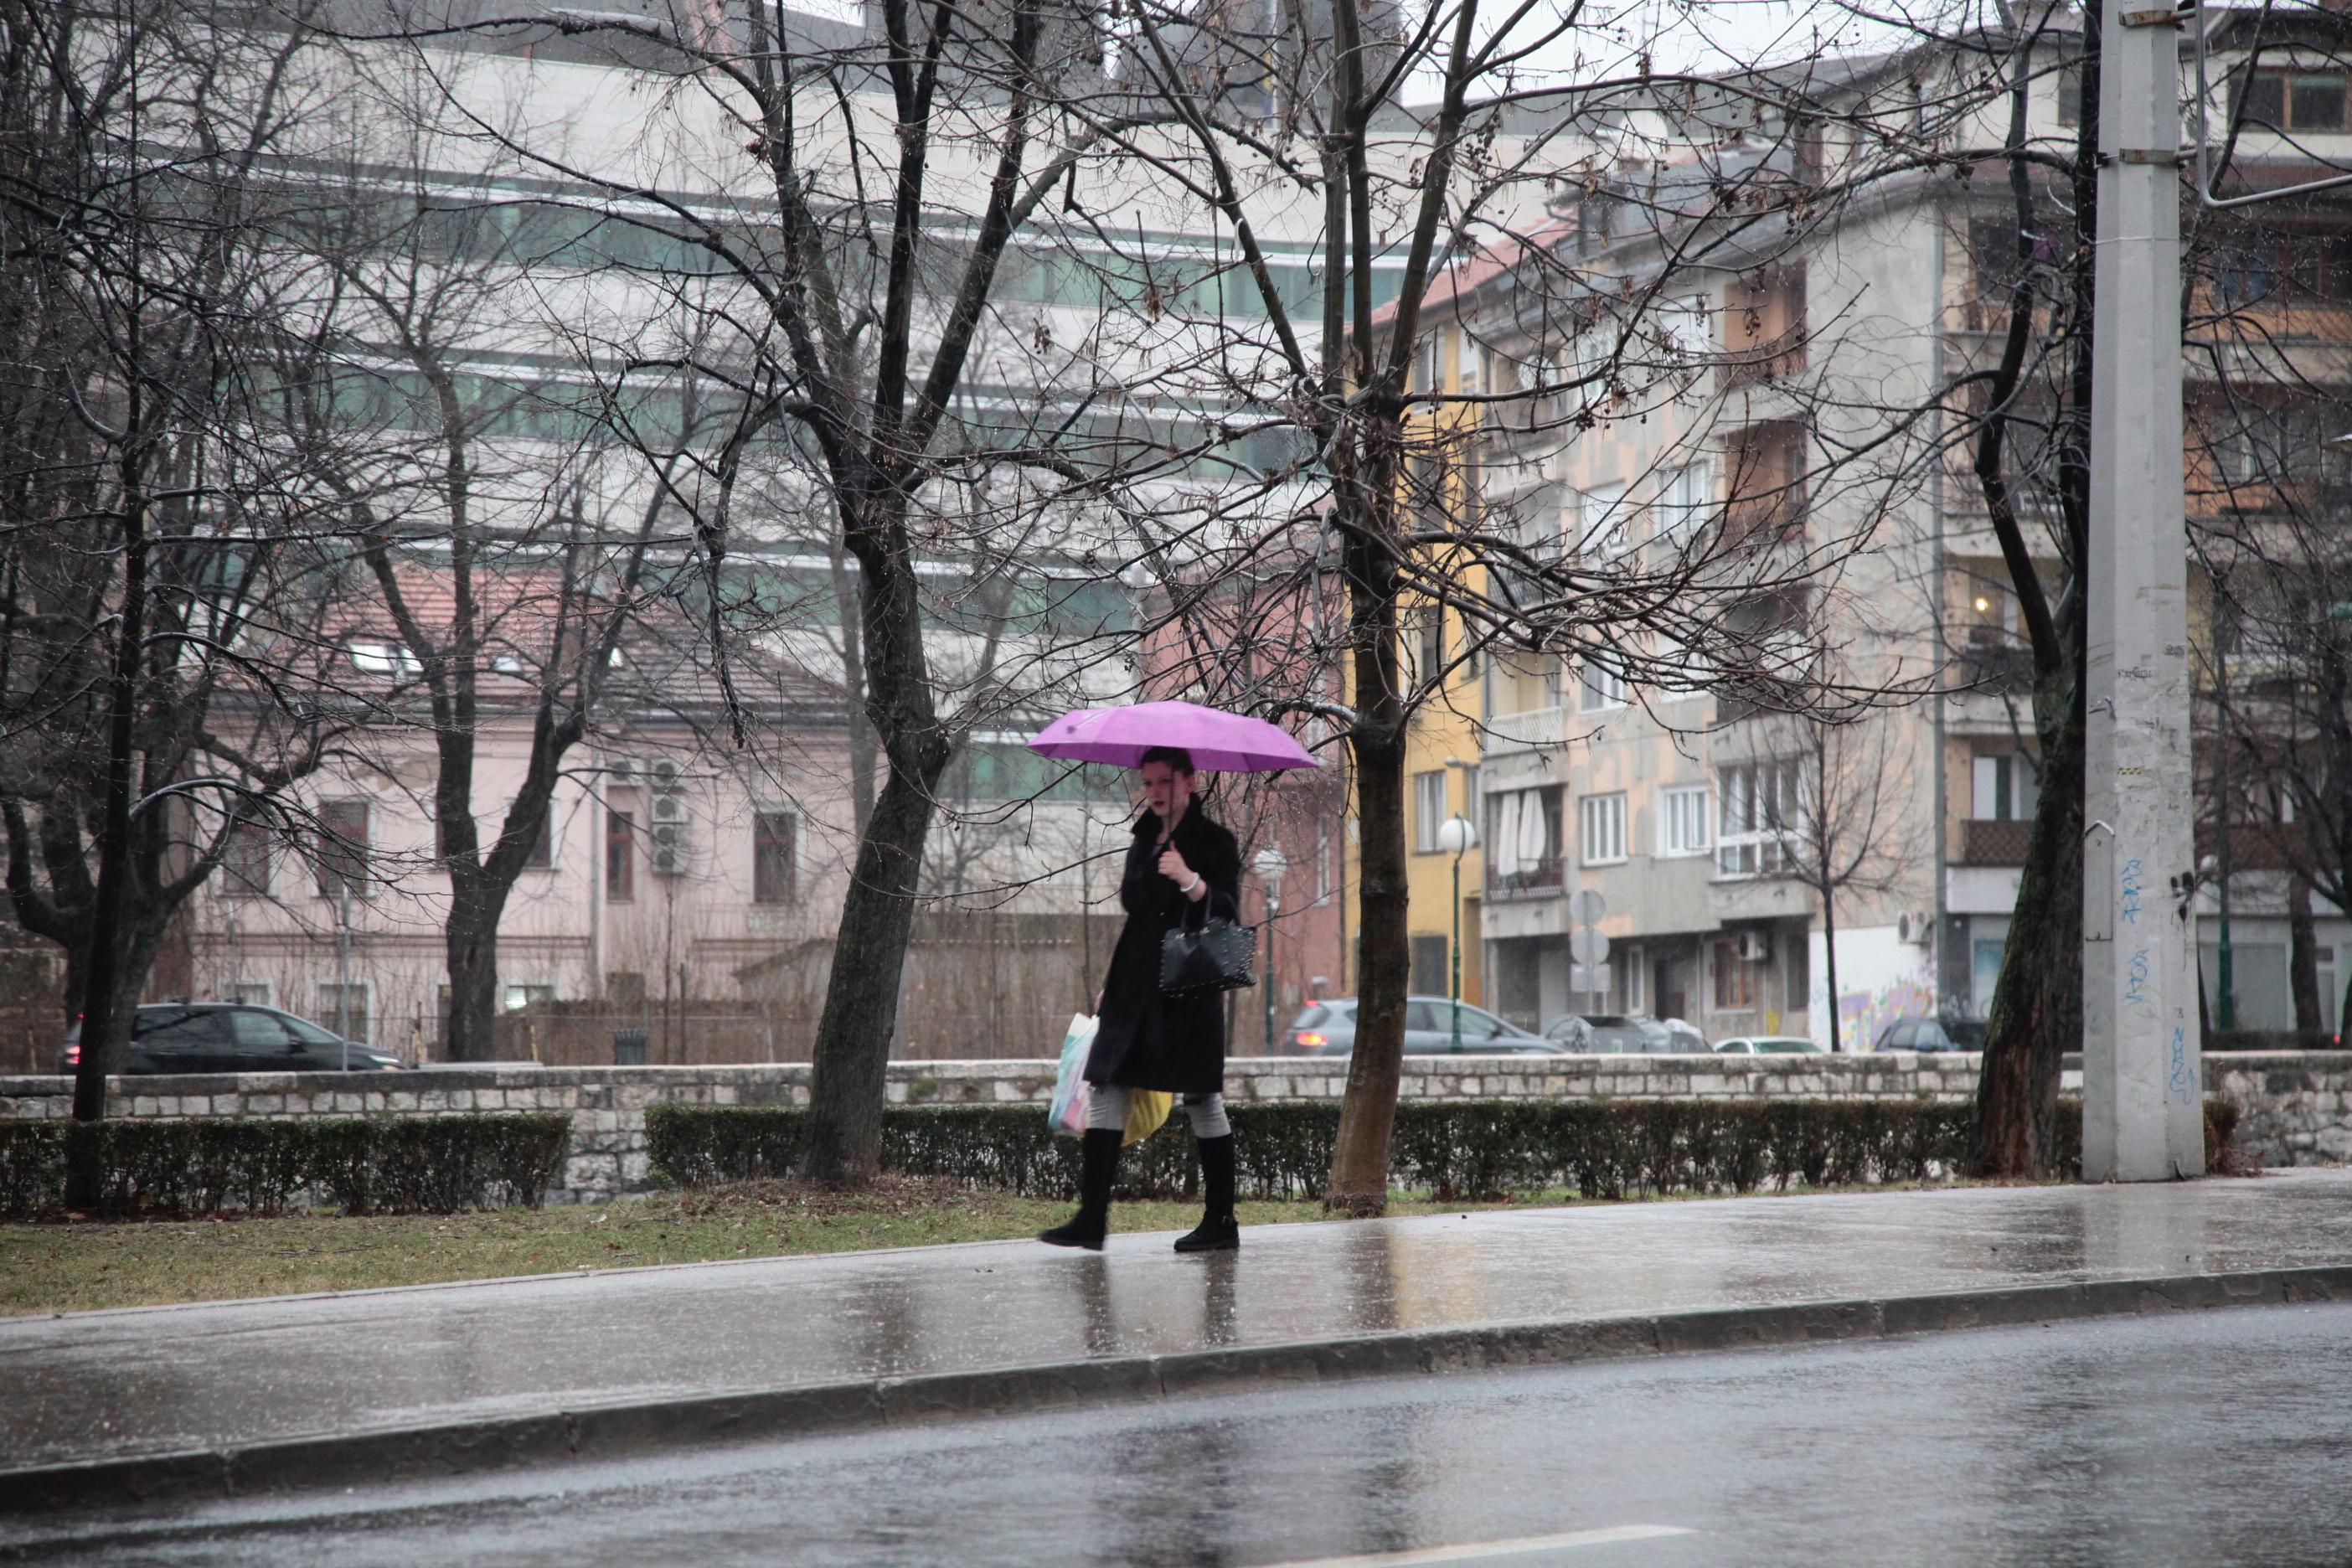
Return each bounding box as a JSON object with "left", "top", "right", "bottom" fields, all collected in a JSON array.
[
  {"left": 1435, "top": 812, "right": 1478, "bottom": 1052},
  {"left": 1253, "top": 846, "right": 1287, "bottom": 1054}
]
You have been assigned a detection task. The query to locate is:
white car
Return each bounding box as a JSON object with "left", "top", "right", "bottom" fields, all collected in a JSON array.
[{"left": 1714, "top": 1035, "right": 1826, "bottom": 1055}]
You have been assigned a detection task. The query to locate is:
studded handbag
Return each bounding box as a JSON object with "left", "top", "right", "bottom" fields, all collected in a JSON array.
[{"left": 1159, "top": 893, "right": 1257, "bottom": 997}]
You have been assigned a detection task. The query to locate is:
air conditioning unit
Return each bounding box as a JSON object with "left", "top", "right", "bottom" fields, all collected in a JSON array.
[
  {"left": 651, "top": 794, "right": 689, "bottom": 827},
  {"left": 607, "top": 759, "right": 638, "bottom": 786},
  {"left": 649, "top": 758, "right": 685, "bottom": 791},
  {"left": 1897, "top": 910, "right": 1934, "bottom": 946},
  {"left": 1735, "top": 930, "right": 1772, "bottom": 963},
  {"left": 651, "top": 821, "right": 689, "bottom": 874}
]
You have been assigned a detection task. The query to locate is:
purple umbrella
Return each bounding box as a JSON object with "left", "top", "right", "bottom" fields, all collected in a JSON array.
[{"left": 1027, "top": 700, "right": 1320, "bottom": 773}]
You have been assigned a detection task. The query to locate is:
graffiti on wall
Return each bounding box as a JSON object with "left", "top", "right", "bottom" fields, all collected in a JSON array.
[{"left": 1808, "top": 926, "right": 1937, "bottom": 1052}]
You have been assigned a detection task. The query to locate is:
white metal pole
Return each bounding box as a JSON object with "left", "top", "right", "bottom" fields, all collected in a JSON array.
[
  {"left": 2081, "top": 0, "right": 2204, "bottom": 1179},
  {"left": 338, "top": 880, "right": 353, "bottom": 1072}
]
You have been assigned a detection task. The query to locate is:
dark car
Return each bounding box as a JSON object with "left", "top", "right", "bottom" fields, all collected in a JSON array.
[
  {"left": 59, "top": 1003, "right": 403, "bottom": 1075},
  {"left": 1282, "top": 998, "right": 1567, "bottom": 1059},
  {"left": 1542, "top": 1014, "right": 1706, "bottom": 1054},
  {"left": 1870, "top": 1017, "right": 1965, "bottom": 1053}
]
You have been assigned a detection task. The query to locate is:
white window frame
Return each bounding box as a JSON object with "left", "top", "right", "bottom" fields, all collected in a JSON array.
[
  {"left": 1580, "top": 792, "right": 1628, "bottom": 867},
  {"left": 1655, "top": 294, "right": 1711, "bottom": 358},
  {"left": 1622, "top": 944, "right": 1648, "bottom": 1013},
  {"left": 1658, "top": 462, "right": 1713, "bottom": 547},
  {"left": 1579, "top": 659, "right": 1629, "bottom": 713},
  {"left": 1716, "top": 761, "right": 1799, "bottom": 879},
  {"left": 347, "top": 639, "right": 422, "bottom": 678},
  {"left": 1576, "top": 480, "right": 1630, "bottom": 557},
  {"left": 1413, "top": 771, "right": 1448, "bottom": 854},
  {"left": 1657, "top": 785, "right": 1714, "bottom": 858},
  {"left": 502, "top": 981, "right": 557, "bottom": 1014}
]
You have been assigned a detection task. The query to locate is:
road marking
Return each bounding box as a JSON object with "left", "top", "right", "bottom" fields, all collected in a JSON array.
[{"left": 1254, "top": 1524, "right": 1700, "bottom": 1567}]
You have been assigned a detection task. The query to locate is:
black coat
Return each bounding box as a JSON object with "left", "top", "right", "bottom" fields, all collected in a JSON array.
[{"left": 1085, "top": 802, "right": 1243, "bottom": 1096}]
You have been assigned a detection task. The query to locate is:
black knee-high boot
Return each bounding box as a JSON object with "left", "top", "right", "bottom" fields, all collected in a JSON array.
[
  {"left": 1039, "top": 1127, "right": 1122, "bottom": 1250},
  {"left": 1174, "top": 1133, "right": 1240, "bottom": 1253}
]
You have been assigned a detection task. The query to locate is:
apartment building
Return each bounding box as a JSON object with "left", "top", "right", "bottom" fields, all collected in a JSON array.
[
  {"left": 1423, "top": 16, "right": 2352, "bottom": 1045},
  {"left": 154, "top": 3, "right": 1611, "bottom": 1055}
]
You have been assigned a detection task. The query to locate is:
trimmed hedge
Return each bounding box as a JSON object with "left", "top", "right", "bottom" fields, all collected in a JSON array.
[
  {"left": 0, "top": 1114, "right": 573, "bottom": 1220},
  {"left": 647, "top": 1097, "right": 2244, "bottom": 1202}
]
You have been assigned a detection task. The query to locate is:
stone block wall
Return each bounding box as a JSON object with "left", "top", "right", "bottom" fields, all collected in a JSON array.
[{"left": 3, "top": 1050, "right": 2341, "bottom": 1202}]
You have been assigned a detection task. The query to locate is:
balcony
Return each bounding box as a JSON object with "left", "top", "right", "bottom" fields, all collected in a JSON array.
[
  {"left": 1955, "top": 636, "right": 2034, "bottom": 694},
  {"left": 1486, "top": 854, "right": 1565, "bottom": 900},
  {"left": 1482, "top": 705, "right": 1569, "bottom": 756},
  {"left": 1959, "top": 818, "right": 2032, "bottom": 865}
]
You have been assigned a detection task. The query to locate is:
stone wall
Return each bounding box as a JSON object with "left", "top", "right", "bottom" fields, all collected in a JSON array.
[{"left": 3, "top": 1050, "right": 2342, "bottom": 1202}]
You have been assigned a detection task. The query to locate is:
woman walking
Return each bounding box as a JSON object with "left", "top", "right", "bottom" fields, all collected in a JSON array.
[{"left": 1040, "top": 745, "right": 1244, "bottom": 1253}]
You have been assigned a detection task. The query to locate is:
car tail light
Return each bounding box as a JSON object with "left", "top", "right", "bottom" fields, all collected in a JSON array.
[
  {"left": 64, "top": 1044, "right": 80, "bottom": 1068},
  {"left": 1295, "top": 1031, "right": 1328, "bottom": 1049}
]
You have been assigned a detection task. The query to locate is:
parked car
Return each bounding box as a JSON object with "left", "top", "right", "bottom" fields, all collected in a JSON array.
[
  {"left": 1282, "top": 998, "right": 1567, "bottom": 1058},
  {"left": 1715, "top": 1035, "right": 1826, "bottom": 1055},
  {"left": 1541, "top": 1014, "right": 1710, "bottom": 1054},
  {"left": 1870, "top": 1017, "right": 1966, "bottom": 1053},
  {"left": 1659, "top": 1018, "right": 1710, "bottom": 1053},
  {"left": 59, "top": 1003, "right": 402, "bottom": 1075}
]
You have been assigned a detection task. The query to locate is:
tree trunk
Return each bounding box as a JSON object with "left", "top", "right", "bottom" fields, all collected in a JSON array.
[
  {"left": 1327, "top": 505, "right": 1409, "bottom": 1215},
  {"left": 442, "top": 884, "right": 507, "bottom": 1062},
  {"left": 2288, "top": 876, "right": 2322, "bottom": 1035},
  {"left": 798, "top": 760, "right": 937, "bottom": 1182},
  {"left": 798, "top": 507, "right": 949, "bottom": 1186},
  {"left": 1968, "top": 680, "right": 2086, "bottom": 1177},
  {"left": 66, "top": 477, "right": 152, "bottom": 1206}
]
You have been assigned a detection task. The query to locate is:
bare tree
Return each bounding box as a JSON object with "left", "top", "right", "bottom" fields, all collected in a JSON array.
[{"left": 0, "top": 0, "right": 352, "bottom": 1194}]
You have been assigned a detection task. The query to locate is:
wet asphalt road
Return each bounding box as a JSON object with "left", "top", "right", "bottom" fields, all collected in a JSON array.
[{"left": 9, "top": 1301, "right": 2352, "bottom": 1568}]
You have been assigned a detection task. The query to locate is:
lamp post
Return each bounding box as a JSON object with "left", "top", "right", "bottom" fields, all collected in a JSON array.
[
  {"left": 1253, "top": 846, "right": 1287, "bottom": 1054},
  {"left": 1435, "top": 813, "right": 1478, "bottom": 1052}
]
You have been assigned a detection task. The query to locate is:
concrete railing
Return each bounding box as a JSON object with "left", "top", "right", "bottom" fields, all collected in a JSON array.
[{"left": 5, "top": 1051, "right": 2345, "bottom": 1202}]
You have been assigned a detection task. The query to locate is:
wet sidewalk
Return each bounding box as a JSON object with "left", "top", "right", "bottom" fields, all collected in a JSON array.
[{"left": 8, "top": 1171, "right": 2352, "bottom": 1507}]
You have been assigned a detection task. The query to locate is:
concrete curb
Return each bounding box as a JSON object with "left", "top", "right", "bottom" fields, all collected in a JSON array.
[{"left": 10, "top": 1261, "right": 2350, "bottom": 1515}]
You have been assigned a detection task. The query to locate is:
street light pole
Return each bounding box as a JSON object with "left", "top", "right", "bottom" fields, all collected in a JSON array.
[
  {"left": 1436, "top": 812, "right": 1478, "bottom": 1053},
  {"left": 2081, "top": 0, "right": 2203, "bottom": 1179},
  {"left": 1254, "top": 847, "right": 1287, "bottom": 1055}
]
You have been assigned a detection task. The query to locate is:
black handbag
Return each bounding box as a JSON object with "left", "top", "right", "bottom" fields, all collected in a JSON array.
[{"left": 1159, "top": 893, "right": 1257, "bottom": 997}]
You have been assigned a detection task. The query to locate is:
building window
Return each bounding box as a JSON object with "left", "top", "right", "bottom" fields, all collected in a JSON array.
[
  {"left": 2239, "top": 66, "right": 2349, "bottom": 132},
  {"left": 316, "top": 983, "right": 369, "bottom": 1044},
  {"left": 522, "top": 806, "right": 554, "bottom": 869},
  {"left": 1658, "top": 786, "right": 1713, "bottom": 857},
  {"left": 346, "top": 638, "right": 422, "bottom": 678},
  {"left": 1658, "top": 462, "right": 1712, "bottom": 547},
  {"left": 1712, "top": 938, "right": 1761, "bottom": 1009},
  {"left": 1413, "top": 771, "right": 1448, "bottom": 854},
  {"left": 222, "top": 813, "right": 272, "bottom": 898},
  {"left": 606, "top": 809, "right": 635, "bottom": 902},
  {"left": 1654, "top": 295, "right": 1710, "bottom": 358},
  {"left": 1717, "top": 761, "right": 1801, "bottom": 878},
  {"left": 1972, "top": 754, "right": 2042, "bottom": 821},
  {"left": 1622, "top": 944, "right": 1647, "bottom": 1014},
  {"left": 1578, "top": 659, "right": 1628, "bottom": 712},
  {"left": 503, "top": 983, "right": 555, "bottom": 1013},
  {"left": 314, "top": 800, "right": 370, "bottom": 897},
  {"left": 1576, "top": 481, "right": 1630, "bottom": 557},
  {"left": 1418, "top": 606, "right": 1445, "bottom": 682},
  {"left": 753, "top": 811, "right": 797, "bottom": 904},
  {"left": 1580, "top": 792, "right": 1627, "bottom": 866}
]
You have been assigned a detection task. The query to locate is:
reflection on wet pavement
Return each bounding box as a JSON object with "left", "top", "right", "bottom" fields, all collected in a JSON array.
[{"left": 6, "top": 1170, "right": 2350, "bottom": 1472}]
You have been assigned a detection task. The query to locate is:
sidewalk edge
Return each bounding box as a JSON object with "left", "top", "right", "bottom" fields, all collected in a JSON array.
[{"left": 10, "top": 1262, "right": 2349, "bottom": 1516}]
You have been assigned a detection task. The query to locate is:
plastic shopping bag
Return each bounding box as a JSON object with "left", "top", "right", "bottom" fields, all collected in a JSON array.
[
  {"left": 1122, "top": 1089, "right": 1173, "bottom": 1148},
  {"left": 1049, "top": 1014, "right": 1097, "bottom": 1137}
]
